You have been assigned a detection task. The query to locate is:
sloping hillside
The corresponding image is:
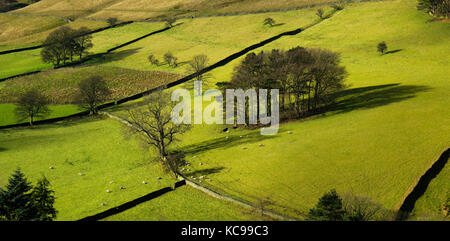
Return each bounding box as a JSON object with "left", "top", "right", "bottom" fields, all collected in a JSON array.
[{"left": 13, "top": 0, "right": 335, "bottom": 20}]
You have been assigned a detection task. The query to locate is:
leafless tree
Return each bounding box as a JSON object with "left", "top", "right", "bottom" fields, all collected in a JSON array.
[
  {"left": 75, "top": 76, "right": 111, "bottom": 115},
  {"left": 124, "top": 88, "right": 190, "bottom": 176},
  {"left": 342, "top": 192, "right": 393, "bottom": 221},
  {"left": 15, "top": 89, "right": 50, "bottom": 126}
]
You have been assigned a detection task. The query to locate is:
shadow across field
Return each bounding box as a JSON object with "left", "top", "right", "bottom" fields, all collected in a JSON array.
[
  {"left": 88, "top": 48, "right": 143, "bottom": 64},
  {"left": 79, "top": 180, "right": 186, "bottom": 221},
  {"left": 181, "top": 131, "right": 278, "bottom": 156},
  {"left": 384, "top": 49, "right": 403, "bottom": 55},
  {"left": 184, "top": 167, "right": 226, "bottom": 176},
  {"left": 331, "top": 83, "right": 431, "bottom": 114}
]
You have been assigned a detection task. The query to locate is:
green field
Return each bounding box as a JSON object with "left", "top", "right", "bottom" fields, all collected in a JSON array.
[
  {"left": 100, "top": 6, "right": 331, "bottom": 74},
  {"left": 132, "top": 0, "right": 449, "bottom": 218},
  {"left": 0, "top": 116, "right": 262, "bottom": 221},
  {"left": 0, "top": 21, "right": 163, "bottom": 80},
  {"left": 410, "top": 157, "right": 449, "bottom": 221},
  {"left": 0, "top": 118, "right": 174, "bottom": 220},
  {"left": 89, "top": 22, "right": 165, "bottom": 53},
  {"left": 103, "top": 186, "right": 264, "bottom": 221},
  {"left": 0, "top": 0, "right": 448, "bottom": 221},
  {"left": 0, "top": 48, "right": 52, "bottom": 79},
  {"left": 0, "top": 103, "right": 80, "bottom": 126}
]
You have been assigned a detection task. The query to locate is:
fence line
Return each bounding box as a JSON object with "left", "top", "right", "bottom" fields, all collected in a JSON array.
[
  {"left": 0, "top": 24, "right": 170, "bottom": 83},
  {"left": 78, "top": 180, "right": 186, "bottom": 221},
  {"left": 181, "top": 176, "right": 298, "bottom": 221},
  {"left": 0, "top": 21, "right": 134, "bottom": 56},
  {"left": 395, "top": 148, "right": 450, "bottom": 220}
]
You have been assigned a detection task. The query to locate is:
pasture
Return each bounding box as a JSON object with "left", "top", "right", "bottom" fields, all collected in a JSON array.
[
  {"left": 0, "top": 117, "right": 173, "bottom": 220},
  {"left": 0, "top": 0, "right": 448, "bottom": 221},
  {"left": 13, "top": 0, "right": 336, "bottom": 20},
  {"left": 151, "top": 0, "right": 450, "bottom": 218},
  {"left": 100, "top": 6, "right": 332, "bottom": 74}
]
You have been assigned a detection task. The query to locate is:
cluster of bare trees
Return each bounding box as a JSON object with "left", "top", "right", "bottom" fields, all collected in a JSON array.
[
  {"left": 40, "top": 26, "right": 93, "bottom": 66},
  {"left": 225, "top": 47, "right": 347, "bottom": 120},
  {"left": 148, "top": 52, "right": 178, "bottom": 67},
  {"left": 15, "top": 76, "right": 110, "bottom": 126}
]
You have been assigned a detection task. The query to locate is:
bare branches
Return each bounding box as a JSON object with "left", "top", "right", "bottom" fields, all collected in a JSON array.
[{"left": 124, "top": 88, "right": 190, "bottom": 176}]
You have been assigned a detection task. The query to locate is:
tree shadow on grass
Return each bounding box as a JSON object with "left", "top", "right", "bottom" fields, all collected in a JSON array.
[
  {"left": 180, "top": 130, "right": 278, "bottom": 156},
  {"left": 184, "top": 167, "right": 226, "bottom": 176},
  {"left": 272, "top": 23, "right": 286, "bottom": 27},
  {"left": 384, "top": 49, "right": 403, "bottom": 55},
  {"left": 0, "top": 147, "right": 7, "bottom": 152},
  {"left": 85, "top": 48, "right": 143, "bottom": 66},
  {"left": 330, "top": 83, "right": 431, "bottom": 114}
]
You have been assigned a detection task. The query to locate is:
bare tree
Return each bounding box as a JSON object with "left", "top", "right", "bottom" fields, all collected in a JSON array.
[
  {"left": 73, "top": 27, "right": 93, "bottom": 59},
  {"left": 255, "top": 197, "right": 273, "bottom": 221},
  {"left": 75, "top": 76, "right": 111, "bottom": 115},
  {"left": 186, "top": 54, "right": 211, "bottom": 88},
  {"left": 125, "top": 88, "right": 190, "bottom": 176},
  {"left": 107, "top": 17, "right": 118, "bottom": 26},
  {"left": 164, "top": 51, "right": 178, "bottom": 67},
  {"left": 316, "top": 8, "right": 324, "bottom": 19},
  {"left": 165, "top": 18, "right": 176, "bottom": 27},
  {"left": 263, "top": 17, "right": 276, "bottom": 27},
  {"left": 15, "top": 89, "right": 50, "bottom": 126},
  {"left": 342, "top": 192, "right": 393, "bottom": 221},
  {"left": 148, "top": 53, "right": 159, "bottom": 65}
]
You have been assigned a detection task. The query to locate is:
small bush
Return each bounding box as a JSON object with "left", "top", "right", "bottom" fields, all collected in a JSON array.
[
  {"left": 107, "top": 17, "right": 118, "bottom": 26},
  {"left": 316, "top": 8, "right": 324, "bottom": 19},
  {"left": 377, "top": 41, "right": 388, "bottom": 55},
  {"left": 148, "top": 54, "right": 159, "bottom": 65}
]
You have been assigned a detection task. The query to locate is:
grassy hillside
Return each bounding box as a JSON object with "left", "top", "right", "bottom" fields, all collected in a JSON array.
[
  {"left": 99, "top": 6, "right": 330, "bottom": 73},
  {"left": 0, "top": 0, "right": 448, "bottom": 221},
  {"left": 0, "top": 21, "right": 162, "bottom": 79},
  {"left": 129, "top": 0, "right": 448, "bottom": 218},
  {"left": 0, "top": 16, "right": 108, "bottom": 47},
  {"left": 0, "top": 117, "right": 175, "bottom": 220},
  {"left": 14, "top": 0, "right": 335, "bottom": 20},
  {"left": 103, "top": 186, "right": 264, "bottom": 221},
  {"left": 0, "top": 103, "right": 80, "bottom": 126},
  {"left": 0, "top": 48, "right": 51, "bottom": 79},
  {"left": 411, "top": 159, "right": 450, "bottom": 220},
  {"left": 0, "top": 66, "right": 181, "bottom": 104},
  {"left": 0, "top": 116, "right": 263, "bottom": 221}
]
